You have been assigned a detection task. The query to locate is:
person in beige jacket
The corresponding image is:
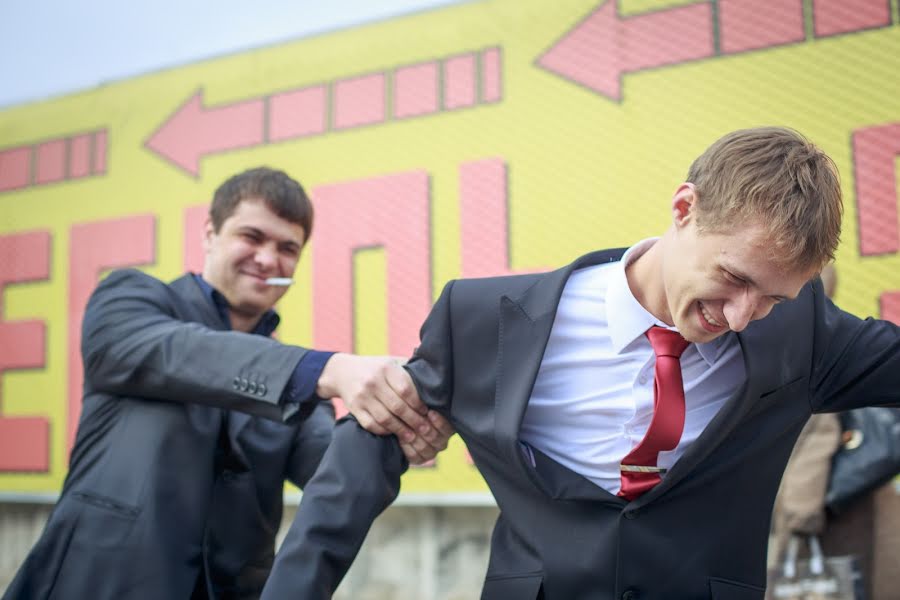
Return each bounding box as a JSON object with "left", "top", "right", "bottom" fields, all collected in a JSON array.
[{"left": 770, "top": 264, "right": 900, "bottom": 599}]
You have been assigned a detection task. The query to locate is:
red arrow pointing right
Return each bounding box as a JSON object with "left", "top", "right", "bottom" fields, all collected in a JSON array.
[{"left": 536, "top": 0, "right": 714, "bottom": 101}]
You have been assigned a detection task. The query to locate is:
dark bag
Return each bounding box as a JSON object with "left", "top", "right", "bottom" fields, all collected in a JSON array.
[
  {"left": 766, "top": 535, "right": 862, "bottom": 600},
  {"left": 824, "top": 407, "right": 900, "bottom": 515}
]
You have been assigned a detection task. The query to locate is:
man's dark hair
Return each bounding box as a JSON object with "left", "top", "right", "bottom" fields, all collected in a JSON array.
[{"left": 210, "top": 167, "right": 313, "bottom": 237}]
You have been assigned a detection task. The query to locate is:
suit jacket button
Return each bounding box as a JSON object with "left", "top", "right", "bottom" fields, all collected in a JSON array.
[
  {"left": 239, "top": 378, "right": 249, "bottom": 391},
  {"left": 258, "top": 383, "right": 267, "bottom": 396},
  {"left": 622, "top": 590, "right": 637, "bottom": 600},
  {"left": 248, "top": 381, "right": 258, "bottom": 394},
  {"left": 232, "top": 376, "right": 241, "bottom": 390}
]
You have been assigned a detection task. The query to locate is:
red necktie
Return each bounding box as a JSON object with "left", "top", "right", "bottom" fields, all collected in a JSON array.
[{"left": 618, "top": 326, "right": 689, "bottom": 501}]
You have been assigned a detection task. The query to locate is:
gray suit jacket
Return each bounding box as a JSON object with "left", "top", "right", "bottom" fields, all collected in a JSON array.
[
  {"left": 263, "top": 249, "right": 900, "bottom": 600},
  {"left": 5, "top": 269, "right": 334, "bottom": 600}
]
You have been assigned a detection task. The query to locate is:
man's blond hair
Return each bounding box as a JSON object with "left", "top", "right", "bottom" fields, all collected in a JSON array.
[{"left": 687, "top": 127, "right": 843, "bottom": 272}]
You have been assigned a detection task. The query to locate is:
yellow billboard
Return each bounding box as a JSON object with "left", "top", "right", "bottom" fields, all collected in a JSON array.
[{"left": 2, "top": 0, "right": 900, "bottom": 499}]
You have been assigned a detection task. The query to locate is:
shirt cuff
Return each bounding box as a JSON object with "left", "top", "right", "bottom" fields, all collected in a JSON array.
[{"left": 281, "top": 350, "right": 336, "bottom": 417}]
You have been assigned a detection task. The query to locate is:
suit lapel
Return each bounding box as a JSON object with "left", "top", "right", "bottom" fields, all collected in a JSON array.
[
  {"left": 494, "top": 295, "right": 557, "bottom": 473},
  {"left": 494, "top": 250, "right": 627, "bottom": 488},
  {"left": 169, "top": 274, "right": 228, "bottom": 331}
]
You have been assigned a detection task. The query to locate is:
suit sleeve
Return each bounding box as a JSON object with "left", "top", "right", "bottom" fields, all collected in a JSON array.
[
  {"left": 262, "top": 281, "right": 458, "bottom": 598},
  {"left": 810, "top": 281, "right": 900, "bottom": 412},
  {"left": 403, "top": 279, "right": 455, "bottom": 415},
  {"left": 285, "top": 400, "right": 337, "bottom": 489},
  {"left": 81, "top": 269, "right": 309, "bottom": 422},
  {"left": 261, "top": 418, "right": 407, "bottom": 600}
]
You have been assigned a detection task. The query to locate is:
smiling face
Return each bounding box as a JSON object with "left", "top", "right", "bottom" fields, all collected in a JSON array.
[
  {"left": 201, "top": 197, "right": 306, "bottom": 331},
  {"left": 630, "top": 184, "right": 817, "bottom": 344},
  {"left": 626, "top": 127, "right": 842, "bottom": 342}
]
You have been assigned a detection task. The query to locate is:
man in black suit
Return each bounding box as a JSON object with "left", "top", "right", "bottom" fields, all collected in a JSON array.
[
  {"left": 4, "top": 167, "right": 452, "bottom": 600},
  {"left": 262, "top": 127, "right": 900, "bottom": 600}
]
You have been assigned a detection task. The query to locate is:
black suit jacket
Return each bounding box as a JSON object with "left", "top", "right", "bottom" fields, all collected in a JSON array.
[
  {"left": 262, "top": 249, "right": 900, "bottom": 600},
  {"left": 5, "top": 269, "right": 334, "bottom": 600}
]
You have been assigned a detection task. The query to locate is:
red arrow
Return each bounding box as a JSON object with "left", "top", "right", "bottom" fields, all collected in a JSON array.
[
  {"left": 145, "top": 90, "right": 265, "bottom": 177},
  {"left": 536, "top": 0, "right": 714, "bottom": 101},
  {"left": 853, "top": 123, "right": 900, "bottom": 256}
]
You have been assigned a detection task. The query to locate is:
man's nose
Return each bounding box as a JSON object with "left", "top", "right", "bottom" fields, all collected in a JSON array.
[
  {"left": 723, "top": 294, "right": 757, "bottom": 332},
  {"left": 255, "top": 245, "right": 278, "bottom": 269}
]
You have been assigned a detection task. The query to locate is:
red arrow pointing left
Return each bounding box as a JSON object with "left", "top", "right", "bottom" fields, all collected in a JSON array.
[
  {"left": 145, "top": 90, "right": 264, "bottom": 177},
  {"left": 536, "top": 0, "right": 714, "bottom": 101}
]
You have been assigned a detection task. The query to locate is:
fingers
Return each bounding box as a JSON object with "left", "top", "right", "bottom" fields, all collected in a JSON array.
[
  {"left": 384, "top": 362, "right": 427, "bottom": 416},
  {"left": 378, "top": 363, "right": 430, "bottom": 431},
  {"left": 428, "top": 410, "right": 455, "bottom": 440},
  {"left": 352, "top": 360, "right": 431, "bottom": 442},
  {"left": 403, "top": 437, "right": 435, "bottom": 464},
  {"left": 373, "top": 365, "right": 455, "bottom": 456},
  {"left": 400, "top": 413, "right": 455, "bottom": 465},
  {"left": 333, "top": 356, "right": 415, "bottom": 441},
  {"left": 399, "top": 441, "right": 430, "bottom": 465},
  {"left": 368, "top": 371, "right": 423, "bottom": 442},
  {"left": 356, "top": 393, "right": 417, "bottom": 443},
  {"left": 407, "top": 410, "right": 454, "bottom": 454},
  {"left": 348, "top": 408, "right": 390, "bottom": 437},
  {"left": 404, "top": 425, "right": 440, "bottom": 461},
  {"left": 329, "top": 355, "right": 453, "bottom": 459}
]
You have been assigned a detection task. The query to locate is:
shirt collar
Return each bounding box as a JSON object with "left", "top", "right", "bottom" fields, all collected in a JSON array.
[
  {"left": 605, "top": 238, "right": 727, "bottom": 366},
  {"left": 191, "top": 274, "right": 280, "bottom": 337}
]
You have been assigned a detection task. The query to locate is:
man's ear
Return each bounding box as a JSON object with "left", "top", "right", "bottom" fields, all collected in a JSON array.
[
  {"left": 202, "top": 219, "right": 215, "bottom": 253},
  {"left": 671, "top": 183, "right": 698, "bottom": 227}
]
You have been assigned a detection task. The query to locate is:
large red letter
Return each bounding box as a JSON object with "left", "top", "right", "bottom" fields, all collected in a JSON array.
[
  {"left": 880, "top": 293, "right": 900, "bottom": 326},
  {"left": 0, "top": 231, "right": 51, "bottom": 472},
  {"left": 312, "top": 171, "right": 431, "bottom": 358},
  {"left": 460, "top": 158, "right": 545, "bottom": 278},
  {"left": 183, "top": 203, "right": 209, "bottom": 273},
  {"left": 68, "top": 216, "right": 156, "bottom": 454},
  {"left": 852, "top": 123, "right": 900, "bottom": 320},
  {"left": 853, "top": 123, "right": 900, "bottom": 256}
]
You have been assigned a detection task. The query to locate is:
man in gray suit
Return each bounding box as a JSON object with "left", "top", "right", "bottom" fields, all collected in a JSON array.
[
  {"left": 262, "top": 127, "right": 900, "bottom": 599},
  {"left": 4, "top": 167, "right": 452, "bottom": 600}
]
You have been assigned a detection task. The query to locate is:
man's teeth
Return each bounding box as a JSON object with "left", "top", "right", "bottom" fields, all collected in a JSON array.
[{"left": 700, "top": 303, "right": 722, "bottom": 327}]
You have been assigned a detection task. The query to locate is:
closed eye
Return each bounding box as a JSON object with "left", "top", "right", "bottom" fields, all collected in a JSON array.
[
  {"left": 722, "top": 270, "right": 745, "bottom": 285},
  {"left": 279, "top": 243, "right": 301, "bottom": 258}
]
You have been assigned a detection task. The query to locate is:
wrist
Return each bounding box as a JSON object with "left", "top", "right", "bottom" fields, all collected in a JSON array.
[{"left": 315, "top": 352, "right": 346, "bottom": 399}]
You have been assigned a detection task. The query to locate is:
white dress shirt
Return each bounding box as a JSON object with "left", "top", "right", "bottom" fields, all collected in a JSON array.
[{"left": 519, "top": 239, "right": 747, "bottom": 494}]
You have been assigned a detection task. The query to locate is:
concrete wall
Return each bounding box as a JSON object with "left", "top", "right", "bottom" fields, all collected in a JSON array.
[
  {"left": 0, "top": 503, "right": 499, "bottom": 598},
  {"left": 328, "top": 505, "right": 497, "bottom": 600},
  {"left": 1, "top": 504, "right": 52, "bottom": 592}
]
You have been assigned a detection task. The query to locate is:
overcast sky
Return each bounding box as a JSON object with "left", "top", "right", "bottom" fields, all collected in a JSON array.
[{"left": 0, "top": 0, "right": 466, "bottom": 109}]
